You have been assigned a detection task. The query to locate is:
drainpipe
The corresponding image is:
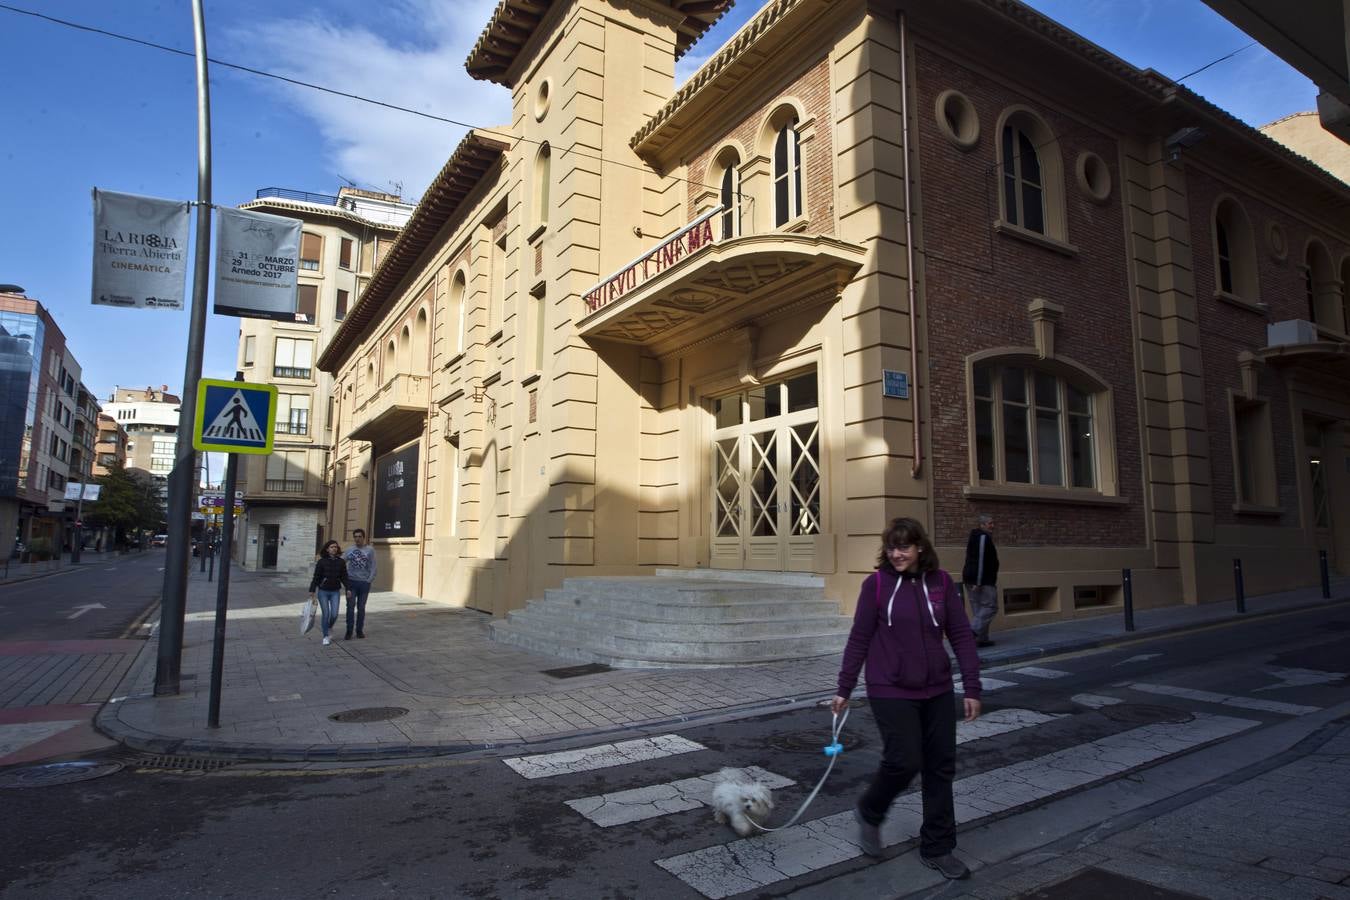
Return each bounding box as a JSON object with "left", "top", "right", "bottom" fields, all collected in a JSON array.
[{"left": 899, "top": 13, "right": 922, "bottom": 479}]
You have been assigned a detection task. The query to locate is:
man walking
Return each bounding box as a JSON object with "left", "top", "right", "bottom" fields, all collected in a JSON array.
[
  {"left": 343, "top": 529, "right": 376, "bottom": 640},
  {"left": 961, "top": 514, "right": 999, "bottom": 648}
]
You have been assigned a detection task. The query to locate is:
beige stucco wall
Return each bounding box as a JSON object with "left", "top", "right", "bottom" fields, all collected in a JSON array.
[{"left": 1261, "top": 112, "right": 1350, "bottom": 186}]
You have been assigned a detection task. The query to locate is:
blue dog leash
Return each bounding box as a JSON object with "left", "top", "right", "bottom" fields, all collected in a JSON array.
[{"left": 747, "top": 706, "right": 850, "bottom": 833}]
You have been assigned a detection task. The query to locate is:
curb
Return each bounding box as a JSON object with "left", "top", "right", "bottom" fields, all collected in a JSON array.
[{"left": 92, "top": 594, "right": 1350, "bottom": 765}]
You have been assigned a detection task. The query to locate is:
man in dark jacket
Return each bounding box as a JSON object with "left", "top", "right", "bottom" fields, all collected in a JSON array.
[{"left": 961, "top": 514, "right": 999, "bottom": 648}]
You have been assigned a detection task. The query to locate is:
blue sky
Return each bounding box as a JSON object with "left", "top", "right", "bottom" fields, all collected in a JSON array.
[{"left": 0, "top": 0, "right": 1319, "bottom": 403}]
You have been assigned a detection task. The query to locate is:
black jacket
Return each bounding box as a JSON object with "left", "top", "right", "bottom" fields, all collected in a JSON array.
[
  {"left": 309, "top": 556, "right": 349, "bottom": 593},
  {"left": 961, "top": 528, "right": 999, "bottom": 586}
]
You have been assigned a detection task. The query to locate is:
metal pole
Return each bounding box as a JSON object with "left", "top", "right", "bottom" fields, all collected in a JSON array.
[
  {"left": 207, "top": 534, "right": 215, "bottom": 582},
  {"left": 71, "top": 480, "right": 86, "bottom": 565},
  {"left": 200, "top": 454, "right": 210, "bottom": 572},
  {"left": 206, "top": 450, "right": 237, "bottom": 729},
  {"left": 155, "top": 0, "right": 212, "bottom": 697},
  {"left": 1122, "top": 568, "right": 1135, "bottom": 632},
  {"left": 1320, "top": 549, "right": 1331, "bottom": 599},
  {"left": 1233, "top": 558, "right": 1246, "bottom": 614}
]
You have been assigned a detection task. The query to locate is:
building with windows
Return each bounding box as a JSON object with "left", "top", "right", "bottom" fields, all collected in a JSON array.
[
  {"left": 233, "top": 186, "right": 412, "bottom": 573},
  {"left": 103, "top": 385, "right": 181, "bottom": 509},
  {"left": 316, "top": 0, "right": 1350, "bottom": 636},
  {"left": 93, "top": 412, "right": 128, "bottom": 477}
]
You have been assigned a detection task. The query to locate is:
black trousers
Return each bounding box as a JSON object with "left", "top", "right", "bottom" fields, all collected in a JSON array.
[{"left": 858, "top": 692, "right": 958, "bottom": 858}]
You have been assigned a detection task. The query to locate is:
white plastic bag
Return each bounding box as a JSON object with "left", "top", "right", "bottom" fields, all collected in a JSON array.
[{"left": 300, "top": 597, "right": 318, "bottom": 635}]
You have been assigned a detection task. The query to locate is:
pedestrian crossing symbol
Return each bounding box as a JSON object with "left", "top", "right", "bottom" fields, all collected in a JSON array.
[{"left": 193, "top": 379, "right": 277, "bottom": 454}]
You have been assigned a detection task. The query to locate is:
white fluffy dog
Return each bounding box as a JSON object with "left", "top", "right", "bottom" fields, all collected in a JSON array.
[{"left": 710, "top": 767, "right": 775, "bottom": 837}]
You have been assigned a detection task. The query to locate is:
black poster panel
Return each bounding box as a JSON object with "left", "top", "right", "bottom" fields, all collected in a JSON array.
[{"left": 373, "top": 442, "right": 419, "bottom": 538}]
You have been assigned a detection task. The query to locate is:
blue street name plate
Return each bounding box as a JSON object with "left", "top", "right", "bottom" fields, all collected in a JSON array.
[{"left": 882, "top": 369, "right": 910, "bottom": 399}]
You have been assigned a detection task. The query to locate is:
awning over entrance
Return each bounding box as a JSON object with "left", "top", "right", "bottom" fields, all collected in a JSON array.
[{"left": 578, "top": 233, "right": 866, "bottom": 353}]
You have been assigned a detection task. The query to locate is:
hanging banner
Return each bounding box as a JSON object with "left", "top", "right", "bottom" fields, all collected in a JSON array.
[
  {"left": 91, "top": 189, "right": 190, "bottom": 310},
  {"left": 213, "top": 207, "right": 302, "bottom": 321}
]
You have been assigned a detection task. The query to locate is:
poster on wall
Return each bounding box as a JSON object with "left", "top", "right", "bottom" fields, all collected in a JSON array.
[{"left": 373, "top": 442, "right": 419, "bottom": 539}]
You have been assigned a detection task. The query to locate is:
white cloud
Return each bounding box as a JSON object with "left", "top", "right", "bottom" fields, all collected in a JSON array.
[{"left": 222, "top": 0, "right": 511, "bottom": 202}]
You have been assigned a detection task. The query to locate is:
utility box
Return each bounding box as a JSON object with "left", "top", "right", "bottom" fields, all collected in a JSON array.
[{"left": 1267, "top": 319, "right": 1318, "bottom": 347}]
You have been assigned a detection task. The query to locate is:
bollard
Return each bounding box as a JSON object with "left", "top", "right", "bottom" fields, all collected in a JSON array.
[
  {"left": 1233, "top": 558, "right": 1246, "bottom": 613},
  {"left": 1122, "top": 568, "right": 1135, "bottom": 632},
  {"left": 208, "top": 542, "right": 215, "bottom": 582},
  {"left": 1320, "top": 549, "right": 1331, "bottom": 599}
]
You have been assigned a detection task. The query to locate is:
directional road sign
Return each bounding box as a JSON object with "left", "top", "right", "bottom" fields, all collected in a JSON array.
[{"left": 193, "top": 379, "right": 277, "bottom": 454}]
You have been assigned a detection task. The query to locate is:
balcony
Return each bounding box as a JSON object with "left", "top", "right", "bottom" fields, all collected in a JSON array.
[{"left": 349, "top": 373, "right": 428, "bottom": 442}]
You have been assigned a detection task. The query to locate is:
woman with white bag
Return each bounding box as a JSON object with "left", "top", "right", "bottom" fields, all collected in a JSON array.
[{"left": 308, "top": 540, "right": 350, "bottom": 646}]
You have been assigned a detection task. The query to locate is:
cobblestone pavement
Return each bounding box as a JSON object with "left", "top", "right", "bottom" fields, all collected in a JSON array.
[{"left": 85, "top": 563, "right": 1350, "bottom": 763}]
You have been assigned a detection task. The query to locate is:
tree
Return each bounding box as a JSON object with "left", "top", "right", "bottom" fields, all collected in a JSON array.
[{"left": 85, "top": 462, "right": 165, "bottom": 546}]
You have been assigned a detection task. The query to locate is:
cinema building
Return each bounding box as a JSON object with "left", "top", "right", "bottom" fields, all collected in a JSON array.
[{"left": 317, "top": 0, "right": 1350, "bottom": 659}]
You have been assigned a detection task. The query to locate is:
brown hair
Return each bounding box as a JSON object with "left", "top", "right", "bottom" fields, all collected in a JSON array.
[
  {"left": 876, "top": 517, "right": 940, "bottom": 573},
  {"left": 322, "top": 540, "right": 342, "bottom": 555}
]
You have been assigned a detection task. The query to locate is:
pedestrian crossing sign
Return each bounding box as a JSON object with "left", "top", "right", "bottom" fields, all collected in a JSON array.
[{"left": 193, "top": 379, "right": 277, "bottom": 454}]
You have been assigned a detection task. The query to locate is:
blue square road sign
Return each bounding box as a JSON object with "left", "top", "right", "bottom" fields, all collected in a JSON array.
[{"left": 193, "top": 379, "right": 277, "bottom": 454}]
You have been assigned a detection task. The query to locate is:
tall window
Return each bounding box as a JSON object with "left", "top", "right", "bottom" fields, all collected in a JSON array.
[
  {"left": 773, "top": 119, "right": 802, "bottom": 227},
  {"left": 531, "top": 293, "right": 546, "bottom": 372},
  {"left": 296, "top": 284, "right": 318, "bottom": 323},
  {"left": 534, "top": 143, "right": 551, "bottom": 229},
  {"left": 489, "top": 230, "right": 507, "bottom": 335},
  {"left": 265, "top": 450, "right": 306, "bottom": 492},
  {"left": 1233, "top": 399, "right": 1276, "bottom": 507},
  {"left": 1001, "top": 124, "right": 1044, "bottom": 233},
  {"left": 450, "top": 273, "right": 467, "bottom": 357},
  {"left": 242, "top": 334, "right": 255, "bottom": 366},
  {"left": 335, "top": 289, "right": 349, "bottom": 321},
  {"left": 274, "top": 337, "right": 314, "bottom": 379},
  {"left": 339, "top": 237, "right": 354, "bottom": 270},
  {"left": 973, "top": 363, "right": 1096, "bottom": 489},
  {"left": 300, "top": 232, "right": 322, "bottom": 271},
  {"left": 1213, "top": 198, "right": 1258, "bottom": 302},
  {"left": 720, "top": 156, "right": 742, "bottom": 239},
  {"left": 276, "top": 393, "right": 310, "bottom": 435},
  {"left": 1305, "top": 241, "right": 1336, "bottom": 329}
]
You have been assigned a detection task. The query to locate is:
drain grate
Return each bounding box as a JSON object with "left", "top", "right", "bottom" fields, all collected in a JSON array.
[
  {"left": 1015, "top": 866, "right": 1207, "bottom": 899},
  {"left": 329, "top": 706, "right": 409, "bottom": 723},
  {"left": 1100, "top": 703, "right": 1194, "bottom": 726},
  {"left": 0, "top": 760, "right": 125, "bottom": 789},
  {"left": 767, "top": 731, "right": 865, "bottom": 753},
  {"left": 541, "top": 663, "right": 613, "bottom": 679},
  {"left": 123, "top": 754, "right": 236, "bottom": 773}
]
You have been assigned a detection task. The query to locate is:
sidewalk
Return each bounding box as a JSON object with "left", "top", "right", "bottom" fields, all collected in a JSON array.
[
  {"left": 0, "top": 549, "right": 137, "bottom": 585},
  {"left": 95, "top": 564, "right": 1350, "bottom": 762}
]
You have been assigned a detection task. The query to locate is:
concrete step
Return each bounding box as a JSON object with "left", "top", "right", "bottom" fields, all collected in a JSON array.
[
  {"left": 505, "top": 602, "right": 850, "bottom": 640},
  {"left": 539, "top": 589, "right": 845, "bottom": 622},
  {"left": 653, "top": 568, "right": 825, "bottom": 587},
  {"left": 555, "top": 577, "right": 826, "bottom": 604}
]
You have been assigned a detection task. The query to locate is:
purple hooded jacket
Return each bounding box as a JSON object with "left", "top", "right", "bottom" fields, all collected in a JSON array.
[{"left": 836, "top": 565, "right": 982, "bottom": 701}]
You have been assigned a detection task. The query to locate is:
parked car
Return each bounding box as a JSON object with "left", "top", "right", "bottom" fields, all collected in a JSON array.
[{"left": 151, "top": 534, "right": 168, "bottom": 547}]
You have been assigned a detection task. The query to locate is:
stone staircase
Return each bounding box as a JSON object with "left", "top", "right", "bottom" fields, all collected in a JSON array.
[{"left": 488, "top": 569, "right": 852, "bottom": 668}]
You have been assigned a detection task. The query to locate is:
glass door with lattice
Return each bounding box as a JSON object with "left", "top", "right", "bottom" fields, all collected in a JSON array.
[{"left": 709, "top": 371, "right": 820, "bottom": 571}]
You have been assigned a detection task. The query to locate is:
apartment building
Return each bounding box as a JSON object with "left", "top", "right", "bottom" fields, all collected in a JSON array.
[
  {"left": 93, "top": 412, "right": 128, "bottom": 477},
  {"left": 103, "top": 385, "right": 181, "bottom": 511},
  {"left": 233, "top": 187, "right": 413, "bottom": 573},
  {"left": 316, "top": 0, "right": 1349, "bottom": 633}
]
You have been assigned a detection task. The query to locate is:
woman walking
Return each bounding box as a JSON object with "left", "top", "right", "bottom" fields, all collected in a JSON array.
[
  {"left": 832, "top": 517, "right": 983, "bottom": 880},
  {"left": 308, "top": 540, "right": 349, "bottom": 647}
]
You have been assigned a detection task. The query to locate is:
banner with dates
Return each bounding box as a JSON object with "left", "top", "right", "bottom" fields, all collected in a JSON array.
[{"left": 213, "top": 207, "right": 301, "bottom": 321}]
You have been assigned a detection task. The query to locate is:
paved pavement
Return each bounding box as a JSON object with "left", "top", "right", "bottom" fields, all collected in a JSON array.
[{"left": 83, "top": 563, "right": 1350, "bottom": 763}]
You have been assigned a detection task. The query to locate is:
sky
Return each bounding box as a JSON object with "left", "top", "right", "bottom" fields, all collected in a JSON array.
[{"left": 0, "top": 0, "right": 1321, "bottom": 405}]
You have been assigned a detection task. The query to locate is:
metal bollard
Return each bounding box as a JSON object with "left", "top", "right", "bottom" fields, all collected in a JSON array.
[
  {"left": 1233, "top": 558, "right": 1246, "bottom": 613},
  {"left": 1320, "top": 549, "right": 1331, "bottom": 599},
  {"left": 1122, "top": 568, "right": 1135, "bottom": 632}
]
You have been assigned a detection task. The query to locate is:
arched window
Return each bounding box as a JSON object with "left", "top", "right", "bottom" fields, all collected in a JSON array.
[
  {"left": 1305, "top": 241, "right": 1337, "bottom": 330},
  {"left": 450, "top": 271, "right": 467, "bottom": 356},
  {"left": 534, "top": 143, "right": 551, "bottom": 230},
  {"left": 997, "top": 109, "right": 1065, "bottom": 240},
  {"left": 414, "top": 307, "right": 429, "bottom": 367},
  {"left": 384, "top": 340, "right": 396, "bottom": 381},
  {"left": 398, "top": 324, "right": 412, "bottom": 374},
  {"left": 1213, "top": 197, "right": 1259, "bottom": 303},
  {"left": 973, "top": 361, "right": 1102, "bottom": 489},
  {"left": 718, "top": 151, "right": 742, "bottom": 240},
  {"left": 773, "top": 118, "right": 802, "bottom": 227}
]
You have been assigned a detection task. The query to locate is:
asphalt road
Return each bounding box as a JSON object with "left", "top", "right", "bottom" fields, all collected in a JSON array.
[
  {"left": 0, "top": 603, "right": 1346, "bottom": 899},
  {"left": 0, "top": 550, "right": 165, "bottom": 641}
]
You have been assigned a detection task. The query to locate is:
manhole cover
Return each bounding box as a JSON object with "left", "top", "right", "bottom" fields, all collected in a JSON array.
[
  {"left": 1015, "top": 866, "right": 1207, "bottom": 899},
  {"left": 329, "top": 706, "right": 409, "bottom": 723},
  {"left": 0, "top": 760, "right": 125, "bottom": 789},
  {"left": 1100, "top": 704, "right": 1194, "bottom": 726},
  {"left": 767, "top": 731, "right": 865, "bottom": 753},
  {"left": 542, "top": 663, "right": 613, "bottom": 679}
]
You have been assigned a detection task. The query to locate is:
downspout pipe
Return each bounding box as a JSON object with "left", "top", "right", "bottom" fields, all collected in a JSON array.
[{"left": 899, "top": 13, "right": 923, "bottom": 479}]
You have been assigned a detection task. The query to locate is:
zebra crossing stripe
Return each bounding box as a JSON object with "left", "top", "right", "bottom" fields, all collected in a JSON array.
[
  {"left": 503, "top": 734, "right": 705, "bottom": 779},
  {"left": 1011, "top": 666, "right": 1072, "bottom": 679},
  {"left": 954, "top": 676, "right": 1016, "bottom": 694},
  {"left": 1071, "top": 693, "right": 1123, "bottom": 708},
  {"left": 1126, "top": 682, "right": 1320, "bottom": 716},
  {"left": 655, "top": 712, "right": 1258, "bottom": 899},
  {"left": 566, "top": 766, "right": 795, "bottom": 828}
]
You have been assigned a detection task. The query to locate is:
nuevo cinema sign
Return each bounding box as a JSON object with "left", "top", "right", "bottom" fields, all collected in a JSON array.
[{"left": 583, "top": 207, "right": 722, "bottom": 314}]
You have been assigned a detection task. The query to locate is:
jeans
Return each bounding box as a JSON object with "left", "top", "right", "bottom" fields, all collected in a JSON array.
[
  {"left": 316, "top": 589, "right": 342, "bottom": 637},
  {"left": 345, "top": 580, "right": 371, "bottom": 635},
  {"left": 965, "top": 584, "right": 999, "bottom": 642},
  {"left": 858, "top": 692, "right": 958, "bottom": 859}
]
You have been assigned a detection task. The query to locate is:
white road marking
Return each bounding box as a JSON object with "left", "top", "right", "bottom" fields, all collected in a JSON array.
[
  {"left": 1254, "top": 667, "right": 1345, "bottom": 692},
  {"left": 566, "top": 766, "right": 795, "bottom": 827},
  {"left": 266, "top": 693, "right": 302, "bottom": 703},
  {"left": 656, "top": 713, "right": 1258, "bottom": 899},
  {"left": 503, "top": 734, "right": 705, "bottom": 779},
  {"left": 1011, "top": 666, "right": 1071, "bottom": 679},
  {"left": 1071, "top": 693, "right": 1124, "bottom": 708},
  {"left": 66, "top": 602, "right": 107, "bottom": 620},
  {"left": 1126, "top": 682, "right": 1320, "bottom": 716},
  {"left": 954, "top": 676, "right": 1016, "bottom": 694},
  {"left": 957, "top": 707, "right": 1062, "bottom": 742},
  {"left": 1114, "top": 653, "right": 1162, "bottom": 666}
]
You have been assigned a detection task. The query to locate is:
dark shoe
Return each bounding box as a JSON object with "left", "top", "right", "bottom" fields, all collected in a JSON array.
[
  {"left": 854, "top": 808, "right": 883, "bottom": 858},
  {"left": 344, "top": 630, "right": 353, "bottom": 640},
  {"left": 356, "top": 631, "right": 365, "bottom": 639},
  {"left": 977, "top": 639, "right": 995, "bottom": 648},
  {"left": 921, "top": 853, "right": 970, "bottom": 880}
]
